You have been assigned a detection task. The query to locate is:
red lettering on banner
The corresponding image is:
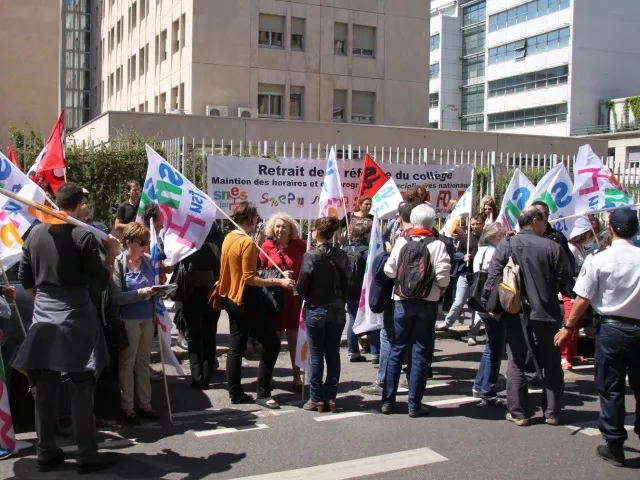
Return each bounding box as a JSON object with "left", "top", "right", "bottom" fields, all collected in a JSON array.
[
  {"left": 436, "top": 190, "right": 451, "bottom": 207},
  {"left": 159, "top": 204, "right": 206, "bottom": 249},
  {"left": 577, "top": 167, "right": 610, "bottom": 195}
]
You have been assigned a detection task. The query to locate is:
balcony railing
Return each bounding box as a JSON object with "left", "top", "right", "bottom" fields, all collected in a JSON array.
[{"left": 571, "top": 121, "right": 640, "bottom": 136}]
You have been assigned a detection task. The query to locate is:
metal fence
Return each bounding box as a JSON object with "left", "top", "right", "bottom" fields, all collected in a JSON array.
[{"left": 160, "top": 137, "right": 640, "bottom": 206}]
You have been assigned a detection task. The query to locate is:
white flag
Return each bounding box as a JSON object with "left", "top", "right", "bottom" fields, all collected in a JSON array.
[
  {"left": 370, "top": 178, "right": 404, "bottom": 219},
  {"left": 139, "top": 145, "right": 217, "bottom": 265},
  {"left": 0, "top": 210, "right": 23, "bottom": 271},
  {"left": 294, "top": 228, "right": 313, "bottom": 372},
  {"left": 0, "top": 151, "right": 48, "bottom": 236},
  {"left": 497, "top": 168, "right": 535, "bottom": 232},
  {"left": 442, "top": 170, "right": 474, "bottom": 237},
  {"left": 353, "top": 210, "right": 384, "bottom": 335},
  {"left": 318, "top": 148, "right": 345, "bottom": 219},
  {"left": 150, "top": 220, "right": 183, "bottom": 375},
  {"left": 528, "top": 163, "right": 578, "bottom": 239}
]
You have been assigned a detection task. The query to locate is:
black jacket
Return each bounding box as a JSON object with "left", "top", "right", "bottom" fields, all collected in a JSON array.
[
  {"left": 544, "top": 223, "right": 575, "bottom": 273},
  {"left": 458, "top": 233, "right": 480, "bottom": 276},
  {"left": 296, "top": 244, "right": 352, "bottom": 307},
  {"left": 482, "top": 230, "right": 573, "bottom": 322}
]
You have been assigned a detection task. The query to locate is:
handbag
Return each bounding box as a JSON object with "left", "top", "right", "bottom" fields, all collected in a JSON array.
[
  {"left": 467, "top": 248, "right": 489, "bottom": 313},
  {"left": 256, "top": 244, "right": 290, "bottom": 314}
]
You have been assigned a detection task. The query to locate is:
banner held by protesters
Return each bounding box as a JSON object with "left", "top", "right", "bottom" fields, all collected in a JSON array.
[{"left": 497, "top": 168, "right": 535, "bottom": 232}]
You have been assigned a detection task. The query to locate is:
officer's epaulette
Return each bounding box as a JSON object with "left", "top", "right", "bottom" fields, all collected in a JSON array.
[{"left": 588, "top": 245, "right": 610, "bottom": 257}]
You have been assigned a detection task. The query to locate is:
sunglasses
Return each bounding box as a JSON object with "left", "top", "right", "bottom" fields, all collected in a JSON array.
[{"left": 136, "top": 240, "right": 150, "bottom": 247}]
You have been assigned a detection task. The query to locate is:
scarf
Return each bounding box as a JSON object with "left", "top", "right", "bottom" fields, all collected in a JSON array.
[{"left": 406, "top": 227, "right": 435, "bottom": 238}]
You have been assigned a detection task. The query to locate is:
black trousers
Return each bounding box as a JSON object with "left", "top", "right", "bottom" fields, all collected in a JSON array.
[
  {"left": 224, "top": 297, "right": 281, "bottom": 399},
  {"left": 184, "top": 288, "right": 220, "bottom": 387},
  {"left": 595, "top": 322, "right": 640, "bottom": 445},
  {"left": 504, "top": 317, "right": 564, "bottom": 419},
  {"left": 28, "top": 369, "right": 97, "bottom": 463}
]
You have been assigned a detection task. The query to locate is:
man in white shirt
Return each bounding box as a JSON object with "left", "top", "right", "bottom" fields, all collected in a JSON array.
[
  {"left": 381, "top": 204, "right": 450, "bottom": 417},
  {"left": 555, "top": 208, "right": 640, "bottom": 468}
]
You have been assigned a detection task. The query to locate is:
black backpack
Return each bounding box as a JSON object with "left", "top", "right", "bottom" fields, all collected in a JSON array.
[
  {"left": 344, "top": 244, "right": 368, "bottom": 299},
  {"left": 394, "top": 237, "right": 436, "bottom": 300}
]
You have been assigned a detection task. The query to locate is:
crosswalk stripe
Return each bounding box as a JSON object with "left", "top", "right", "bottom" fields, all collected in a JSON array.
[
  {"left": 570, "top": 364, "right": 594, "bottom": 371},
  {"left": 425, "top": 396, "right": 480, "bottom": 407},
  {"left": 565, "top": 424, "right": 634, "bottom": 436},
  {"left": 61, "top": 438, "right": 137, "bottom": 452},
  {"left": 314, "top": 411, "right": 374, "bottom": 422},
  {"left": 228, "top": 447, "right": 448, "bottom": 480},
  {"left": 194, "top": 423, "right": 269, "bottom": 437}
]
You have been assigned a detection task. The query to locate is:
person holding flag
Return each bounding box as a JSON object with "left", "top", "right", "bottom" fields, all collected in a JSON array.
[
  {"left": 339, "top": 196, "right": 373, "bottom": 245},
  {"left": 13, "top": 183, "right": 121, "bottom": 474},
  {"left": 296, "top": 216, "right": 352, "bottom": 413}
]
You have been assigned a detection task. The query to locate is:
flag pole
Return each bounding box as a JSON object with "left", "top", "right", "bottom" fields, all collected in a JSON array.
[
  {"left": 549, "top": 203, "right": 640, "bottom": 225},
  {"left": 0, "top": 260, "right": 26, "bottom": 338},
  {"left": 466, "top": 170, "right": 475, "bottom": 266}
]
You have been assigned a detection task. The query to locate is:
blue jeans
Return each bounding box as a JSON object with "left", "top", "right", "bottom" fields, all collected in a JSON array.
[
  {"left": 443, "top": 275, "right": 469, "bottom": 327},
  {"left": 304, "top": 303, "right": 347, "bottom": 403},
  {"left": 473, "top": 314, "right": 506, "bottom": 398},
  {"left": 377, "top": 306, "right": 395, "bottom": 385},
  {"left": 347, "top": 298, "right": 380, "bottom": 359},
  {"left": 383, "top": 300, "right": 438, "bottom": 411}
]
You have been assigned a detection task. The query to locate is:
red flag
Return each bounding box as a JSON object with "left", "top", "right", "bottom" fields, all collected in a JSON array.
[
  {"left": 356, "top": 154, "right": 389, "bottom": 201},
  {"left": 28, "top": 111, "right": 66, "bottom": 195},
  {"left": 6, "top": 145, "right": 19, "bottom": 169}
]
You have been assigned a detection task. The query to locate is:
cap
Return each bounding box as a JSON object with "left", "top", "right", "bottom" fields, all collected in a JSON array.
[
  {"left": 609, "top": 208, "right": 639, "bottom": 238},
  {"left": 82, "top": 188, "right": 90, "bottom": 196}
]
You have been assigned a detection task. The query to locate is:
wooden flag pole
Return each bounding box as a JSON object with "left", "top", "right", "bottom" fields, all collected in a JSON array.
[
  {"left": 549, "top": 203, "right": 640, "bottom": 225},
  {"left": 0, "top": 260, "right": 26, "bottom": 338}
]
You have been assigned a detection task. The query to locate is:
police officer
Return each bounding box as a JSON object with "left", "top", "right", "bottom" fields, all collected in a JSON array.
[{"left": 554, "top": 208, "right": 640, "bottom": 468}]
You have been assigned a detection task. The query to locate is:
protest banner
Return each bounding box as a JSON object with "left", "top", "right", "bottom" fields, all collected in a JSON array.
[
  {"left": 207, "top": 155, "right": 472, "bottom": 219},
  {"left": 442, "top": 173, "right": 473, "bottom": 237},
  {"left": 528, "top": 163, "right": 577, "bottom": 238},
  {"left": 139, "top": 145, "right": 217, "bottom": 266},
  {"left": 497, "top": 168, "right": 535, "bottom": 231}
]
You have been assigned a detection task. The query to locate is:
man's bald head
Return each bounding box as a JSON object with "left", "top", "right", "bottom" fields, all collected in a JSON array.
[{"left": 518, "top": 206, "right": 546, "bottom": 235}]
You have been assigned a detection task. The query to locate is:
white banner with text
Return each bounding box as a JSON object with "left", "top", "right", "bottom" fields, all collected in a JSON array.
[{"left": 207, "top": 155, "right": 473, "bottom": 218}]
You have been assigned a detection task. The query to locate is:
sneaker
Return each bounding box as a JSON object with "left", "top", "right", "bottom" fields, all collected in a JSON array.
[
  {"left": 360, "top": 384, "right": 383, "bottom": 396},
  {"left": 506, "top": 413, "right": 530, "bottom": 427},
  {"left": 596, "top": 443, "right": 625, "bottom": 468},
  {"left": 77, "top": 452, "right": 119, "bottom": 475},
  {"left": 472, "top": 389, "right": 482, "bottom": 399},
  {"left": 468, "top": 338, "right": 477, "bottom": 347},
  {"left": 409, "top": 405, "right": 432, "bottom": 418},
  {"left": 381, "top": 405, "right": 394, "bottom": 415},
  {"left": 177, "top": 333, "right": 188, "bottom": 351},
  {"left": 435, "top": 323, "right": 450, "bottom": 332},
  {"left": 479, "top": 397, "right": 506, "bottom": 408},
  {"left": 545, "top": 414, "right": 560, "bottom": 426}
]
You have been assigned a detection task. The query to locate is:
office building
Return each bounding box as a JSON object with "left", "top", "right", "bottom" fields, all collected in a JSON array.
[
  {"left": 429, "top": 0, "right": 640, "bottom": 136},
  {"left": 95, "top": 0, "right": 431, "bottom": 127}
]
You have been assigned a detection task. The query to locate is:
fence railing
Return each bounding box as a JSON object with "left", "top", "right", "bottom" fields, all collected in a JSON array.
[{"left": 160, "top": 137, "right": 640, "bottom": 208}]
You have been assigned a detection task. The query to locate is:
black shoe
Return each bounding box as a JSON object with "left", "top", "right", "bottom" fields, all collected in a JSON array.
[
  {"left": 479, "top": 397, "right": 507, "bottom": 408},
  {"left": 371, "top": 357, "right": 380, "bottom": 365},
  {"left": 37, "top": 451, "right": 65, "bottom": 473},
  {"left": 596, "top": 443, "right": 626, "bottom": 467},
  {"left": 409, "top": 405, "right": 433, "bottom": 418},
  {"left": 139, "top": 408, "right": 161, "bottom": 421},
  {"left": 124, "top": 411, "right": 141, "bottom": 426},
  {"left": 426, "top": 367, "right": 433, "bottom": 379},
  {"left": 350, "top": 355, "right": 367, "bottom": 363},
  {"left": 230, "top": 393, "right": 254, "bottom": 404},
  {"left": 77, "top": 452, "right": 119, "bottom": 475}
]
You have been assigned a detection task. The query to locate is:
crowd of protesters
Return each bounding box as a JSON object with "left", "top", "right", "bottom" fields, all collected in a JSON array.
[{"left": 1, "top": 177, "right": 638, "bottom": 473}]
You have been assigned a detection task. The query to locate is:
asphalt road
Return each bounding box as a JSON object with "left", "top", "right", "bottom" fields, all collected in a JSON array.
[{"left": 1, "top": 317, "right": 638, "bottom": 480}]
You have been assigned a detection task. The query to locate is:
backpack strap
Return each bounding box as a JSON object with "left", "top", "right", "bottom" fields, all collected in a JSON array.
[
  {"left": 318, "top": 244, "right": 342, "bottom": 296},
  {"left": 275, "top": 244, "right": 293, "bottom": 271}
]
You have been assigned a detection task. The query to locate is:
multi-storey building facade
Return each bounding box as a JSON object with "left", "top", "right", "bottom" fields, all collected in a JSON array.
[
  {"left": 429, "top": 0, "right": 640, "bottom": 136},
  {"left": 94, "top": 0, "right": 431, "bottom": 127}
]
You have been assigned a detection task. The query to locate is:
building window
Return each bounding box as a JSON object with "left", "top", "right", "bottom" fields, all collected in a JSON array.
[
  {"left": 334, "top": 22, "right": 347, "bottom": 55},
  {"left": 259, "top": 14, "right": 284, "bottom": 48},
  {"left": 353, "top": 25, "right": 375, "bottom": 57},
  {"left": 116, "top": 19, "right": 122, "bottom": 44},
  {"left": 139, "top": 47, "right": 146, "bottom": 75},
  {"left": 352, "top": 91, "right": 374, "bottom": 124},
  {"left": 429, "top": 121, "right": 439, "bottom": 129},
  {"left": 155, "top": 34, "right": 159, "bottom": 64},
  {"left": 258, "top": 84, "right": 284, "bottom": 117},
  {"left": 171, "top": 86, "right": 179, "bottom": 111},
  {"left": 333, "top": 89, "right": 346, "bottom": 122},
  {"left": 488, "top": 65, "right": 569, "bottom": 97},
  {"left": 463, "top": 1, "right": 486, "bottom": 27},
  {"left": 160, "top": 29, "right": 167, "bottom": 60},
  {"left": 116, "top": 67, "right": 122, "bottom": 92},
  {"left": 131, "top": 54, "right": 137, "bottom": 80},
  {"left": 628, "top": 146, "right": 640, "bottom": 167},
  {"left": 110, "top": 27, "right": 114, "bottom": 50},
  {"left": 462, "top": 115, "right": 484, "bottom": 131},
  {"left": 181, "top": 14, "right": 186, "bottom": 50},
  {"left": 290, "top": 87, "right": 303, "bottom": 119},
  {"left": 109, "top": 73, "right": 113, "bottom": 96},
  {"left": 131, "top": 2, "right": 137, "bottom": 27},
  {"left": 139, "top": 103, "right": 144, "bottom": 112},
  {"left": 429, "top": 63, "right": 440, "bottom": 79},
  {"left": 430, "top": 34, "right": 440, "bottom": 52},
  {"left": 489, "top": 0, "right": 570, "bottom": 32},
  {"left": 462, "top": 85, "right": 485, "bottom": 116},
  {"left": 179, "top": 82, "right": 184, "bottom": 110},
  {"left": 429, "top": 93, "right": 439, "bottom": 109},
  {"left": 291, "top": 18, "right": 305, "bottom": 51},
  {"left": 172, "top": 19, "right": 180, "bottom": 53},
  {"left": 488, "top": 103, "right": 568, "bottom": 130},
  {"left": 140, "top": 0, "right": 146, "bottom": 20},
  {"left": 159, "top": 92, "right": 166, "bottom": 113},
  {"left": 462, "top": 25, "right": 485, "bottom": 57},
  {"left": 489, "top": 27, "right": 570, "bottom": 65},
  {"left": 462, "top": 55, "right": 485, "bottom": 84}
]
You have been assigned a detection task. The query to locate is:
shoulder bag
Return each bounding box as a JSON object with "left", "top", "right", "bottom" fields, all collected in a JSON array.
[{"left": 467, "top": 248, "right": 490, "bottom": 312}]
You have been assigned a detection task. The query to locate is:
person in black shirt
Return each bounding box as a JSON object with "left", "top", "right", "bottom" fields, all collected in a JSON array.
[
  {"left": 531, "top": 200, "right": 575, "bottom": 272},
  {"left": 14, "top": 183, "right": 122, "bottom": 474},
  {"left": 113, "top": 180, "right": 141, "bottom": 236}
]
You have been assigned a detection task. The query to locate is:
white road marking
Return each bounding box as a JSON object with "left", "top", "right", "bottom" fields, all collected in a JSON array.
[
  {"left": 565, "top": 425, "right": 634, "bottom": 436},
  {"left": 570, "top": 364, "right": 594, "bottom": 371},
  {"left": 60, "top": 438, "right": 137, "bottom": 452},
  {"left": 314, "top": 411, "right": 374, "bottom": 422},
  {"left": 173, "top": 408, "right": 299, "bottom": 420},
  {"left": 425, "top": 396, "right": 480, "bottom": 407},
  {"left": 228, "top": 447, "right": 448, "bottom": 480},
  {"left": 193, "top": 423, "right": 269, "bottom": 437}
]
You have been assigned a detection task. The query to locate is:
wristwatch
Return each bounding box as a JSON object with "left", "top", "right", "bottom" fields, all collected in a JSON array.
[{"left": 562, "top": 322, "right": 575, "bottom": 331}]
